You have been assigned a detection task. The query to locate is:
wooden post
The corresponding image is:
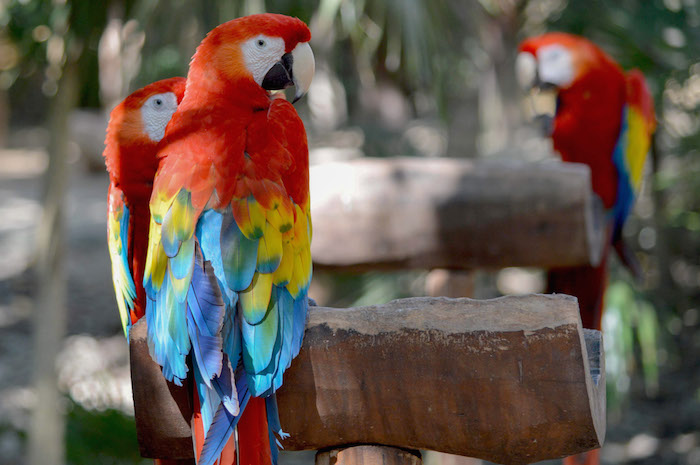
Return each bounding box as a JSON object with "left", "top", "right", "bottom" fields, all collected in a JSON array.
[
  {"left": 310, "top": 157, "right": 605, "bottom": 271},
  {"left": 316, "top": 446, "right": 422, "bottom": 465},
  {"left": 129, "top": 325, "right": 194, "bottom": 459},
  {"left": 129, "top": 294, "right": 605, "bottom": 464},
  {"left": 424, "top": 269, "right": 477, "bottom": 465}
]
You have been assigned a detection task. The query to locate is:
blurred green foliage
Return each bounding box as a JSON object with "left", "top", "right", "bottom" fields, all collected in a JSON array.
[{"left": 65, "top": 400, "right": 148, "bottom": 465}]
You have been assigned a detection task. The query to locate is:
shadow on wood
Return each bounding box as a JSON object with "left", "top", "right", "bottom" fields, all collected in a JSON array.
[
  {"left": 310, "top": 158, "right": 606, "bottom": 272},
  {"left": 130, "top": 294, "right": 604, "bottom": 465}
]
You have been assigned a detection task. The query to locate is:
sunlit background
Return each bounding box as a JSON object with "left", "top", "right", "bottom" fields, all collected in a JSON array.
[{"left": 1, "top": 0, "right": 699, "bottom": 464}]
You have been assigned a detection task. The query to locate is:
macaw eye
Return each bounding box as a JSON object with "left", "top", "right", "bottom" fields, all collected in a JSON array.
[
  {"left": 141, "top": 92, "right": 178, "bottom": 142},
  {"left": 257, "top": 39, "right": 266, "bottom": 48}
]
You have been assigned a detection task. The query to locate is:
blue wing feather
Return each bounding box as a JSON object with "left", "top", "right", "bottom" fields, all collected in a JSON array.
[
  {"left": 291, "top": 294, "right": 309, "bottom": 359},
  {"left": 240, "top": 298, "right": 279, "bottom": 377},
  {"left": 107, "top": 195, "right": 136, "bottom": 337},
  {"left": 611, "top": 106, "right": 635, "bottom": 238},
  {"left": 146, "top": 275, "right": 189, "bottom": 384},
  {"left": 118, "top": 205, "right": 136, "bottom": 304},
  {"left": 221, "top": 214, "right": 259, "bottom": 292}
]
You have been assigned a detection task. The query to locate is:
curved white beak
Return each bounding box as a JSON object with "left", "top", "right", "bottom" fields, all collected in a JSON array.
[
  {"left": 291, "top": 42, "right": 315, "bottom": 103},
  {"left": 515, "top": 52, "right": 538, "bottom": 90}
]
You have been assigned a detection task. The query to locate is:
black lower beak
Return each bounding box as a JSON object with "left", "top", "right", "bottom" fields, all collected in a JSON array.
[
  {"left": 535, "top": 80, "right": 557, "bottom": 91},
  {"left": 262, "top": 53, "right": 294, "bottom": 91}
]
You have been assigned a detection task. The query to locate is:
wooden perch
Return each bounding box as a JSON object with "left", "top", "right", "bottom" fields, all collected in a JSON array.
[
  {"left": 309, "top": 158, "right": 606, "bottom": 271},
  {"left": 130, "top": 294, "right": 605, "bottom": 465}
]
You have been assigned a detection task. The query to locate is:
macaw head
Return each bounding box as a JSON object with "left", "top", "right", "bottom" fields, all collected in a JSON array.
[
  {"left": 104, "top": 77, "right": 186, "bottom": 186},
  {"left": 188, "top": 13, "right": 315, "bottom": 104},
  {"left": 516, "top": 32, "right": 612, "bottom": 92}
]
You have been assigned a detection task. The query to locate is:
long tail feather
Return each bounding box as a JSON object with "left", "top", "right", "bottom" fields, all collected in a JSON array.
[
  {"left": 547, "top": 257, "right": 608, "bottom": 330},
  {"left": 237, "top": 397, "right": 273, "bottom": 465},
  {"left": 186, "top": 257, "right": 225, "bottom": 387},
  {"left": 198, "top": 366, "right": 251, "bottom": 465}
]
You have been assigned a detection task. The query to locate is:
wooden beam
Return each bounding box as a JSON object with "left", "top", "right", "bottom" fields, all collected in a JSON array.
[
  {"left": 276, "top": 294, "right": 605, "bottom": 464},
  {"left": 310, "top": 158, "right": 605, "bottom": 271},
  {"left": 316, "top": 446, "right": 422, "bottom": 465},
  {"left": 129, "top": 294, "right": 604, "bottom": 464}
]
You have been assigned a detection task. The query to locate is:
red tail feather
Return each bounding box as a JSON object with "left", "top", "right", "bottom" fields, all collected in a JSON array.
[
  {"left": 192, "top": 390, "right": 239, "bottom": 465},
  {"left": 237, "top": 397, "right": 272, "bottom": 465},
  {"left": 563, "top": 448, "right": 600, "bottom": 465},
  {"left": 192, "top": 392, "right": 206, "bottom": 462},
  {"left": 220, "top": 437, "right": 236, "bottom": 465},
  {"left": 547, "top": 255, "right": 609, "bottom": 330},
  {"left": 549, "top": 260, "right": 607, "bottom": 465}
]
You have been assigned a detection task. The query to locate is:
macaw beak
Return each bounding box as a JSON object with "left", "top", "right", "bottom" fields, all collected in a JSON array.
[
  {"left": 261, "top": 42, "right": 315, "bottom": 104},
  {"left": 515, "top": 52, "right": 538, "bottom": 90},
  {"left": 290, "top": 42, "right": 315, "bottom": 103},
  {"left": 515, "top": 52, "right": 559, "bottom": 91},
  {"left": 515, "top": 51, "right": 557, "bottom": 136}
]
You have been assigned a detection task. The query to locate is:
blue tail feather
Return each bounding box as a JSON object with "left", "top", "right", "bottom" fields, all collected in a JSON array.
[
  {"left": 198, "top": 368, "right": 251, "bottom": 465},
  {"left": 193, "top": 357, "right": 218, "bottom": 436},
  {"left": 222, "top": 306, "right": 242, "bottom": 372},
  {"left": 188, "top": 255, "right": 225, "bottom": 336},
  {"left": 185, "top": 251, "right": 227, "bottom": 386},
  {"left": 187, "top": 311, "right": 221, "bottom": 389},
  {"left": 210, "top": 355, "right": 238, "bottom": 416},
  {"left": 197, "top": 401, "right": 237, "bottom": 465}
]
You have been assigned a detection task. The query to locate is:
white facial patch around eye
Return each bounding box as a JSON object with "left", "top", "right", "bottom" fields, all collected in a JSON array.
[
  {"left": 140, "top": 92, "right": 179, "bottom": 142},
  {"left": 241, "top": 35, "right": 286, "bottom": 86},
  {"left": 537, "top": 44, "right": 575, "bottom": 87}
]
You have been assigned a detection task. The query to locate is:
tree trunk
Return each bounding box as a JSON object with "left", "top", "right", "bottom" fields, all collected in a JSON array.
[{"left": 27, "top": 60, "right": 79, "bottom": 465}]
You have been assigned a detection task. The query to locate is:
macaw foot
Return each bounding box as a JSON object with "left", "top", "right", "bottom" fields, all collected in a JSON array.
[
  {"left": 562, "top": 448, "right": 600, "bottom": 465},
  {"left": 308, "top": 297, "right": 318, "bottom": 306}
]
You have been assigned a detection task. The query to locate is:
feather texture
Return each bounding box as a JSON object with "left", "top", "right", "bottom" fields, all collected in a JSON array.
[
  {"left": 107, "top": 187, "right": 137, "bottom": 336},
  {"left": 141, "top": 14, "right": 313, "bottom": 465}
]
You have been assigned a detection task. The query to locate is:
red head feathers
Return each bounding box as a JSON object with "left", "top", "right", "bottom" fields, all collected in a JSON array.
[
  {"left": 104, "top": 77, "right": 186, "bottom": 198},
  {"left": 104, "top": 77, "right": 186, "bottom": 331},
  {"left": 182, "top": 14, "right": 314, "bottom": 109}
]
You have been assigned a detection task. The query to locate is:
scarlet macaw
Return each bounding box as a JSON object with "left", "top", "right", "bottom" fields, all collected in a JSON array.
[
  {"left": 105, "top": 78, "right": 196, "bottom": 465},
  {"left": 104, "top": 77, "right": 186, "bottom": 337},
  {"left": 142, "top": 14, "right": 314, "bottom": 465},
  {"left": 516, "top": 33, "right": 655, "bottom": 465}
]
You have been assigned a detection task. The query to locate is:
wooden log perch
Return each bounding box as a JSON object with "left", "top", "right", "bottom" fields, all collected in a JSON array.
[
  {"left": 310, "top": 158, "right": 606, "bottom": 271},
  {"left": 130, "top": 294, "right": 605, "bottom": 465}
]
